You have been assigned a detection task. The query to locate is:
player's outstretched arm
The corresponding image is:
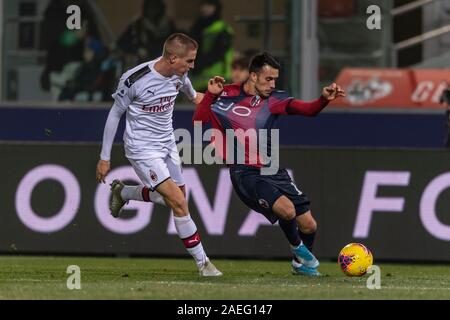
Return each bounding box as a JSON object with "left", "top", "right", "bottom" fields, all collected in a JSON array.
[
  {"left": 96, "top": 103, "right": 126, "bottom": 183},
  {"left": 285, "top": 83, "right": 346, "bottom": 117},
  {"left": 192, "top": 76, "right": 225, "bottom": 124}
]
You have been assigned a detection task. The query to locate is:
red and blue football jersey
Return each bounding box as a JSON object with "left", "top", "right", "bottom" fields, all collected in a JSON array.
[{"left": 193, "top": 83, "right": 328, "bottom": 167}]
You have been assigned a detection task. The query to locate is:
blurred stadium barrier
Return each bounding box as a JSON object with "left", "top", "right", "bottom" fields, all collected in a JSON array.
[
  {"left": 0, "top": 106, "right": 446, "bottom": 148},
  {"left": 1, "top": 143, "right": 450, "bottom": 261},
  {"left": 329, "top": 68, "right": 450, "bottom": 109}
]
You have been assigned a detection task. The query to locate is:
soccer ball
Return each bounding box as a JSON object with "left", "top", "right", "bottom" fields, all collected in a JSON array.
[{"left": 338, "top": 243, "right": 373, "bottom": 277}]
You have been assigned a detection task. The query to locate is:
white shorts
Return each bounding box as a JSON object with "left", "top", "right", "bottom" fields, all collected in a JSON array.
[{"left": 128, "top": 142, "right": 184, "bottom": 191}]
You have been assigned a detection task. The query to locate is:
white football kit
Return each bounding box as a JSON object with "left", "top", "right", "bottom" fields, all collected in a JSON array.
[{"left": 100, "top": 57, "right": 196, "bottom": 190}]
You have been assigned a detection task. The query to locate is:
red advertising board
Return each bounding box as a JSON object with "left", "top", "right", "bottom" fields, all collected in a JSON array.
[{"left": 329, "top": 68, "right": 450, "bottom": 109}]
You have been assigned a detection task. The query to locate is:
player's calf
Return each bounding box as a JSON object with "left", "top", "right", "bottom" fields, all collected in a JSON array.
[
  {"left": 156, "top": 179, "right": 223, "bottom": 275},
  {"left": 296, "top": 211, "right": 317, "bottom": 252},
  {"left": 291, "top": 212, "right": 320, "bottom": 268},
  {"left": 120, "top": 184, "right": 167, "bottom": 206},
  {"left": 155, "top": 179, "right": 189, "bottom": 217}
]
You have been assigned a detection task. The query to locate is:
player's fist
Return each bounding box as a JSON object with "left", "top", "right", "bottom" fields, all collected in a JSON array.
[
  {"left": 207, "top": 76, "right": 225, "bottom": 95},
  {"left": 322, "top": 83, "right": 346, "bottom": 101},
  {"left": 96, "top": 159, "right": 111, "bottom": 183}
]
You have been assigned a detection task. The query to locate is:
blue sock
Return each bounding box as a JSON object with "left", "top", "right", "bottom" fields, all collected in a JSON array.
[{"left": 278, "top": 218, "right": 301, "bottom": 247}]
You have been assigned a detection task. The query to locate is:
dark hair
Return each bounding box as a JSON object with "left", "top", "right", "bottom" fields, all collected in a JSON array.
[
  {"left": 143, "top": 0, "right": 166, "bottom": 16},
  {"left": 231, "top": 55, "right": 250, "bottom": 70},
  {"left": 249, "top": 52, "right": 280, "bottom": 74},
  {"left": 201, "top": 0, "right": 222, "bottom": 16}
]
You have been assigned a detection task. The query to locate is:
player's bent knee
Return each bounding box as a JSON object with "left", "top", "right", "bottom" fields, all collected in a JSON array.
[
  {"left": 299, "top": 218, "right": 317, "bottom": 234},
  {"left": 273, "top": 199, "right": 296, "bottom": 220},
  {"left": 281, "top": 209, "right": 296, "bottom": 221}
]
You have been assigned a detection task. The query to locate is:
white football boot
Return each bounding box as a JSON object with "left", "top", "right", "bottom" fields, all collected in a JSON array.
[
  {"left": 199, "top": 258, "right": 223, "bottom": 276},
  {"left": 109, "top": 179, "right": 128, "bottom": 218}
]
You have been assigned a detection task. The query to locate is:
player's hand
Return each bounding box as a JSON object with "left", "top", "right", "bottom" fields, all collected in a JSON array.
[
  {"left": 193, "top": 92, "right": 204, "bottom": 104},
  {"left": 322, "top": 83, "right": 346, "bottom": 101},
  {"left": 207, "top": 76, "right": 225, "bottom": 95},
  {"left": 96, "top": 159, "right": 110, "bottom": 183}
]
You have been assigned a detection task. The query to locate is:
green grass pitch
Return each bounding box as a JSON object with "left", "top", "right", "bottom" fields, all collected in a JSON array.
[{"left": 0, "top": 256, "right": 449, "bottom": 299}]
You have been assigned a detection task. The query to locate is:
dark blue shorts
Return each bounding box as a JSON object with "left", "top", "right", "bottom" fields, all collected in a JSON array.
[{"left": 229, "top": 165, "right": 311, "bottom": 224}]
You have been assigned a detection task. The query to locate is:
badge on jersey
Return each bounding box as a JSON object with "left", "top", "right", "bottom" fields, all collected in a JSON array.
[
  {"left": 258, "top": 199, "right": 270, "bottom": 209},
  {"left": 251, "top": 95, "right": 261, "bottom": 107},
  {"left": 117, "top": 89, "right": 126, "bottom": 98},
  {"left": 175, "top": 81, "right": 182, "bottom": 92}
]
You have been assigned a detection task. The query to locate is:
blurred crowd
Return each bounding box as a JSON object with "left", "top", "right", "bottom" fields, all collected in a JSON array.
[{"left": 39, "top": 0, "right": 258, "bottom": 102}]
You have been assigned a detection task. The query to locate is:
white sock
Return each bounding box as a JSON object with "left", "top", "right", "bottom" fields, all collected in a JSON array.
[
  {"left": 173, "top": 215, "right": 207, "bottom": 268},
  {"left": 120, "top": 185, "right": 142, "bottom": 201},
  {"left": 121, "top": 185, "right": 167, "bottom": 207}
]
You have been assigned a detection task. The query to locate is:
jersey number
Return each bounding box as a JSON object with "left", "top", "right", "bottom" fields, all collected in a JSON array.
[
  {"left": 291, "top": 182, "right": 303, "bottom": 195},
  {"left": 217, "top": 102, "right": 252, "bottom": 117}
]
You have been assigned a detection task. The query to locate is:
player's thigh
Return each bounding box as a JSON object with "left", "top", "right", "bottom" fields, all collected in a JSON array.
[
  {"left": 229, "top": 167, "right": 276, "bottom": 221},
  {"left": 253, "top": 178, "right": 286, "bottom": 216},
  {"left": 154, "top": 178, "right": 187, "bottom": 216},
  {"left": 166, "top": 142, "right": 185, "bottom": 188},
  {"left": 296, "top": 210, "right": 317, "bottom": 233},
  {"left": 128, "top": 157, "right": 171, "bottom": 191}
]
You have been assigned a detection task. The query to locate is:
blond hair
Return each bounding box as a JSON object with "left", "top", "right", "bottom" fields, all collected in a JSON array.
[{"left": 163, "top": 33, "right": 198, "bottom": 58}]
